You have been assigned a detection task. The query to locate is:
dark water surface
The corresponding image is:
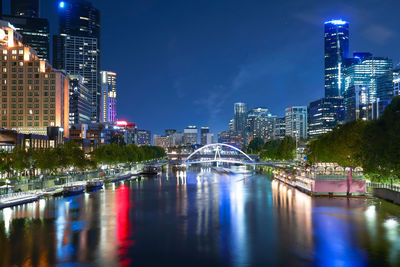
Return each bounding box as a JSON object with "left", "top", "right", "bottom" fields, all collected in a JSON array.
[{"left": 1, "top": 167, "right": 400, "bottom": 266}]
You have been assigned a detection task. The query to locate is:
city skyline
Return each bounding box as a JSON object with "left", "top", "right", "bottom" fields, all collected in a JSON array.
[{"left": 2, "top": 0, "right": 400, "bottom": 135}]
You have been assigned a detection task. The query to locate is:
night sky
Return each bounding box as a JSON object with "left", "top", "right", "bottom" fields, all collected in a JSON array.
[{"left": 5, "top": 0, "right": 400, "bottom": 134}]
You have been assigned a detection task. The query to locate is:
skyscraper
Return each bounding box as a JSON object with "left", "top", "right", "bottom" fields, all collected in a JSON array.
[
  {"left": 100, "top": 71, "right": 117, "bottom": 123},
  {"left": 0, "top": 20, "right": 69, "bottom": 137},
  {"left": 11, "top": 0, "right": 39, "bottom": 17},
  {"left": 285, "top": 106, "right": 307, "bottom": 140},
  {"left": 324, "top": 19, "right": 349, "bottom": 97},
  {"left": 68, "top": 75, "right": 91, "bottom": 125},
  {"left": 344, "top": 85, "right": 369, "bottom": 121},
  {"left": 246, "top": 107, "right": 275, "bottom": 142},
  {"left": 3, "top": 0, "right": 49, "bottom": 61},
  {"left": 234, "top": 102, "right": 247, "bottom": 135},
  {"left": 184, "top": 126, "right": 198, "bottom": 145},
  {"left": 344, "top": 56, "right": 392, "bottom": 104},
  {"left": 308, "top": 97, "right": 344, "bottom": 138},
  {"left": 200, "top": 127, "right": 213, "bottom": 145},
  {"left": 53, "top": 0, "right": 101, "bottom": 122},
  {"left": 2, "top": 16, "right": 50, "bottom": 60}
]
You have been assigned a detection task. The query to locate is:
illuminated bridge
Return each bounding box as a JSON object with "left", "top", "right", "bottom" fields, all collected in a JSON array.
[{"left": 184, "top": 143, "right": 256, "bottom": 166}]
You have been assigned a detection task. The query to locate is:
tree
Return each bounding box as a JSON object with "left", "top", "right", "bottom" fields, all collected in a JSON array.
[{"left": 247, "top": 137, "right": 264, "bottom": 153}]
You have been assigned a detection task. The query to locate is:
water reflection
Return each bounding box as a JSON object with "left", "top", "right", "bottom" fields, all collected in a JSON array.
[{"left": 0, "top": 167, "right": 399, "bottom": 266}]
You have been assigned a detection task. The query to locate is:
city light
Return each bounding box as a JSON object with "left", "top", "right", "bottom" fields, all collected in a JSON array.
[
  {"left": 325, "top": 19, "right": 348, "bottom": 25},
  {"left": 59, "top": 1, "right": 65, "bottom": 8},
  {"left": 116, "top": 120, "right": 128, "bottom": 126}
]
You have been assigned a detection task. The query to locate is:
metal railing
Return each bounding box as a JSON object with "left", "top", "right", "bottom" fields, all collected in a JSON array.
[{"left": 367, "top": 181, "right": 400, "bottom": 193}]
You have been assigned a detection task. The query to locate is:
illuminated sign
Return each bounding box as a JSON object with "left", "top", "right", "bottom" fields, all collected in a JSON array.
[{"left": 116, "top": 121, "right": 128, "bottom": 126}]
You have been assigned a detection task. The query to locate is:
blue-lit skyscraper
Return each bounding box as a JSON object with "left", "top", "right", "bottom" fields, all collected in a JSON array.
[
  {"left": 53, "top": 0, "right": 101, "bottom": 122},
  {"left": 324, "top": 19, "right": 349, "bottom": 97}
]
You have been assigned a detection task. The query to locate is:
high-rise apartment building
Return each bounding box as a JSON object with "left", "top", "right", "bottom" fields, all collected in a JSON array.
[
  {"left": 324, "top": 19, "right": 349, "bottom": 97},
  {"left": 234, "top": 102, "right": 247, "bottom": 139},
  {"left": 53, "top": 0, "right": 101, "bottom": 122},
  {"left": 68, "top": 75, "right": 91, "bottom": 125},
  {"left": 100, "top": 71, "right": 117, "bottom": 123},
  {"left": 343, "top": 85, "right": 369, "bottom": 122},
  {"left": 285, "top": 106, "right": 307, "bottom": 140},
  {"left": 273, "top": 117, "right": 286, "bottom": 140},
  {"left": 0, "top": 20, "right": 69, "bottom": 137},
  {"left": 344, "top": 56, "right": 392, "bottom": 104},
  {"left": 246, "top": 107, "right": 275, "bottom": 142},
  {"left": 200, "top": 127, "right": 214, "bottom": 145},
  {"left": 184, "top": 126, "right": 198, "bottom": 145},
  {"left": 308, "top": 97, "right": 344, "bottom": 139},
  {"left": 136, "top": 130, "right": 151, "bottom": 146}
]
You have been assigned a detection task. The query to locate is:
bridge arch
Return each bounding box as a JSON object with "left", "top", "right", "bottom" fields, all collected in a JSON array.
[{"left": 184, "top": 143, "right": 254, "bottom": 163}]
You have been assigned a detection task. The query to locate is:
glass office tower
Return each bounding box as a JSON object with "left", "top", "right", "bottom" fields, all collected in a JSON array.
[
  {"left": 53, "top": 0, "right": 101, "bottom": 122},
  {"left": 324, "top": 19, "right": 349, "bottom": 97},
  {"left": 344, "top": 56, "right": 392, "bottom": 104}
]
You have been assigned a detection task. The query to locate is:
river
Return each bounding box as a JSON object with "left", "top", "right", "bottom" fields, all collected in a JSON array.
[{"left": 0, "top": 166, "right": 400, "bottom": 266}]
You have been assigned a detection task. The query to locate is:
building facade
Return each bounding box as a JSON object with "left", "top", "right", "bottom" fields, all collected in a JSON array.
[
  {"left": 344, "top": 56, "right": 392, "bottom": 105},
  {"left": 273, "top": 117, "right": 286, "bottom": 140},
  {"left": 54, "top": 0, "right": 101, "bottom": 122},
  {"left": 184, "top": 126, "right": 198, "bottom": 145},
  {"left": 324, "top": 19, "right": 349, "bottom": 97},
  {"left": 2, "top": 16, "right": 50, "bottom": 61},
  {"left": 218, "top": 130, "right": 243, "bottom": 149},
  {"left": 246, "top": 107, "right": 275, "bottom": 142},
  {"left": 136, "top": 130, "right": 151, "bottom": 146},
  {"left": 0, "top": 21, "right": 69, "bottom": 137},
  {"left": 285, "top": 106, "right": 307, "bottom": 140},
  {"left": 308, "top": 97, "right": 344, "bottom": 139},
  {"left": 68, "top": 75, "right": 91, "bottom": 125},
  {"left": 234, "top": 102, "right": 247, "bottom": 135},
  {"left": 100, "top": 71, "right": 117, "bottom": 123},
  {"left": 344, "top": 85, "right": 369, "bottom": 121}
]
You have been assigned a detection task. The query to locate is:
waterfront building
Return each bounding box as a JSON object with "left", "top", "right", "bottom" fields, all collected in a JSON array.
[
  {"left": 234, "top": 102, "right": 247, "bottom": 135},
  {"left": 200, "top": 126, "right": 211, "bottom": 145},
  {"left": 110, "top": 120, "right": 136, "bottom": 145},
  {"left": 0, "top": 128, "right": 63, "bottom": 152},
  {"left": 285, "top": 106, "right": 307, "bottom": 140},
  {"left": 246, "top": 107, "right": 275, "bottom": 142},
  {"left": 135, "top": 129, "right": 151, "bottom": 146},
  {"left": 201, "top": 132, "right": 214, "bottom": 145},
  {"left": 184, "top": 126, "right": 198, "bottom": 145},
  {"left": 99, "top": 71, "right": 117, "bottom": 123},
  {"left": 324, "top": 19, "right": 349, "bottom": 97},
  {"left": 170, "top": 131, "right": 184, "bottom": 146},
  {"left": 153, "top": 134, "right": 172, "bottom": 149},
  {"left": 2, "top": 15, "right": 50, "bottom": 61},
  {"left": 0, "top": 20, "right": 69, "bottom": 137},
  {"left": 273, "top": 117, "right": 286, "bottom": 140},
  {"left": 68, "top": 75, "right": 91, "bottom": 125},
  {"left": 344, "top": 85, "right": 369, "bottom": 121},
  {"left": 53, "top": 0, "right": 101, "bottom": 122},
  {"left": 344, "top": 55, "right": 392, "bottom": 104},
  {"left": 218, "top": 130, "right": 243, "bottom": 149},
  {"left": 308, "top": 97, "right": 344, "bottom": 139}
]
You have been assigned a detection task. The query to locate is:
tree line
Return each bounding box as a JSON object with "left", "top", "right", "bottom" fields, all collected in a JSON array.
[
  {"left": 307, "top": 96, "right": 400, "bottom": 182},
  {"left": 247, "top": 136, "right": 296, "bottom": 161},
  {"left": 0, "top": 142, "right": 166, "bottom": 179}
]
